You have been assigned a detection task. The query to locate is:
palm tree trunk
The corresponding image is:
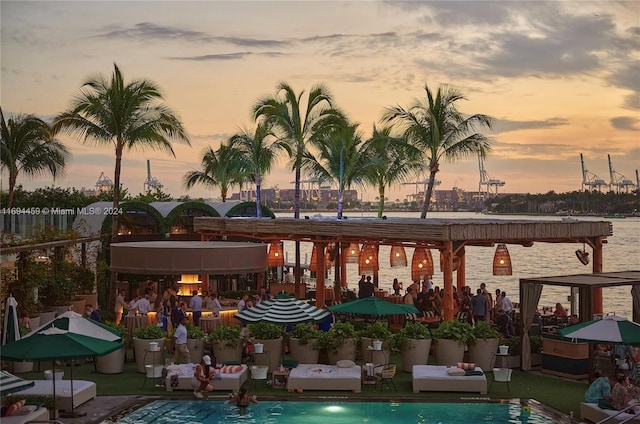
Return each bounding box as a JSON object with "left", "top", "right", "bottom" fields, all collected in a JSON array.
[
  {"left": 108, "top": 144, "right": 123, "bottom": 314},
  {"left": 255, "top": 174, "right": 262, "bottom": 218},
  {"left": 7, "top": 173, "right": 17, "bottom": 209},
  {"left": 420, "top": 170, "right": 438, "bottom": 219},
  {"left": 377, "top": 183, "right": 385, "bottom": 218},
  {"left": 337, "top": 189, "right": 344, "bottom": 219}
]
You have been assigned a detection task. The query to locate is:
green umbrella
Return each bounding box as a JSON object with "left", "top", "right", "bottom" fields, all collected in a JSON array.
[
  {"left": 328, "top": 296, "right": 419, "bottom": 315},
  {"left": 0, "top": 370, "right": 34, "bottom": 396},
  {"left": 557, "top": 315, "right": 640, "bottom": 344},
  {"left": 2, "top": 295, "right": 20, "bottom": 345}
]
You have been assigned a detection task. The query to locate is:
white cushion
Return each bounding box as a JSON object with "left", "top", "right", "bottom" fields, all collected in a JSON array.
[
  {"left": 336, "top": 360, "right": 356, "bottom": 368},
  {"left": 447, "top": 367, "right": 466, "bottom": 376}
]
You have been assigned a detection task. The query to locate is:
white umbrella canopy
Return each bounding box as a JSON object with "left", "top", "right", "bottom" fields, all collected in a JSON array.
[
  {"left": 234, "top": 295, "right": 331, "bottom": 325},
  {"left": 2, "top": 295, "right": 20, "bottom": 345},
  {"left": 27, "top": 310, "right": 121, "bottom": 342},
  {"left": 558, "top": 315, "right": 640, "bottom": 344}
]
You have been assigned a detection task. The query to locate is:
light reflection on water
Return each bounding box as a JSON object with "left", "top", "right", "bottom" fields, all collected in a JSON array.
[{"left": 281, "top": 213, "right": 639, "bottom": 318}]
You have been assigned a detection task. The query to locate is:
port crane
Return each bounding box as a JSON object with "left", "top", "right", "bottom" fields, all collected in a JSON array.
[
  {"left": 402, "top": 176, "right": 440, "bottom": 202},
  {"left": 478, "top": 155, "right": 505, "bottom": 199},
  {"left": 580, "top": 154, "right": 607, "bottom": 192},
  {"left": 143, "top": 159, "right": 164, "bottom": 193},
  {"left": 95, "top": 172, "right": 113, "bottom": 193},
  {"left": 608, "top": 154, "right": 635, "bottom": 193}
]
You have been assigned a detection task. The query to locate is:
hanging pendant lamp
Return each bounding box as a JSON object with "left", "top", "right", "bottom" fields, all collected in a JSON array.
[
  {"left": 390, "top": 245, "right": 407, "bottom": 267},
  {"left": 412, "top": 247, "right": 434, "bottom": 281},
  {"left": 492, "top": 243, "right": 512, "bottom": 276},
  {"left": 358, "top": 243, "right": 378, "bottom": 275},
  {"left": 267, "top": 242, "right": 285, "bottom": 267},
  {"left": 345, "top": 243, "right": 360, "bottom": 263}
]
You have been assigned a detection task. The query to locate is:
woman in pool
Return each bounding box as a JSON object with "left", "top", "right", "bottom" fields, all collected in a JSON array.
[
  {"left": 191, "top": 355, "right": 216, "bottom": 398},
  {"left": 228, "top": 386, "right": 259, "bottom": 408}
]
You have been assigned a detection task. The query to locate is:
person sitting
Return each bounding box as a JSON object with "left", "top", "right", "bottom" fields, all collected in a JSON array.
[
  {"left": 392, "top": 278, "right": 402, "bottom": 295},
  {"left": 611, "top": 373, "right": 640, "bottom": 412},
  {"left": 228, "top": 386, "right": 258, "bottom": 409},
  {"left": 585, "top": 371, "right": 615, "bottom": 403},
  {"left": 191, "top": 355, "right": 216, "bottom": 398},
  {"left": 554, "top": 303, "right": 567, "bottom": 318},
  {"left": 495, "top": 308, "right": 515, "bottom": 338},
  {"left": 85, "top": 304, "right": 102, "bottom": 323}
]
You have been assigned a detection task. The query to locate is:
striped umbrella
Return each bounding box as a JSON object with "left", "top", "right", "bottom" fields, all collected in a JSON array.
[
  {"left": 0, "top": 370, "right": 34, "bottom": 395},
  {"left": 558, "top": 315, "right": 640, "bottom": 344},
  {"left": 234, "top": 296, "right": 331, "bottom": 325},
  {"left": 30, "top": 310, "right": 121, "bottom": 342},
  {"left": 2, "top": 295, "right": 20, "bottom": 345}
]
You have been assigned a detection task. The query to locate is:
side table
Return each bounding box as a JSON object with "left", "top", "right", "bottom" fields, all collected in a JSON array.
[{"left": 272, "top": 369, "right": 289, "bottom": 389}]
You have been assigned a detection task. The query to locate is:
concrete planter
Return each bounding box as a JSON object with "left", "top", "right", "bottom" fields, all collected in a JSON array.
[
  {"left": 253, "top": 337, "right": 282, "bottom": 372},
  {"left": 400, "top": 338, "right": 432, "bottom": 372},
  {"left": 96, "top": 346, "right": 126, "bottom": 374},
  {"left": 211, "top": 340, "right": 243, "bottom": 364},
  {"left": 468, "top": 338, "right": 500, "bottom": 371},
  {"left": 360, "top": 337, "right": 391, "bottom": 365},
  {"left": 327, "top": 338, "right": 357, "bottom": 364},
  {"left": 290, "top": 338, "right": 320, "bottom": 364},
  {"left": 435, "top": 338, "right": 466, "bottom": 366},
  {"left": 9, "top": 361, "right": 33, "bottom": 374},
  {"left": 133, "top": 337, "right": 165, "bottom": 373},
  {"left": 187, "top": 338, "right": 205, "bottom": 364}
]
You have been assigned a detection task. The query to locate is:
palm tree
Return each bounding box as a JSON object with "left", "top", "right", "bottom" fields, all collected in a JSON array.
[
  {"left": 383, "top": 84, "right": 493, "bottom": 218},
  {"left": 53, "top": 63, "right": 190, "bottom": 234},
  {"left": 303, "top": 122, "right": 374, "bottom": 219},
  {"left": 1, "top": 108, "right": 70, "bottom": 209},
  {"left": 363, "top": 124, "right": 424, "bottom": 218},
  {"left": 252, "top": 82, "right": 341, "bottom": 219},
  {"left": 184, "top": 143, "right": 246, "bottom": 202},
  {"left": 228, "top": 122, "right": 289, "bottom": 217}
]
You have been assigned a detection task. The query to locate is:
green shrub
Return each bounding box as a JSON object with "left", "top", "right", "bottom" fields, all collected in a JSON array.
[
  {"left": 433, "top": 320, "right": 475, "bottom": 345},
  {"left": 187, "top": 323, "right": 206, "bottom": 339},
  {"left": 471, "top": 320, "right": 501, "bottom": 341},
  {"left": 360, "top": 321, "right": 393, "bottom": 340},
  {"left": 318, "top": 321, "right": 356, "bottom": 352},
  {"left": 134, "top": 324, "right": 164, "bottom": 339},
  {"left": 208, "top": 325, "right": 243, "bottom": 348},
  {"left": 289, "top": 322, "right": 320, "bottom": 345},
  {"left": 247, "top": 322, "right": 282, "bottom": 340}
]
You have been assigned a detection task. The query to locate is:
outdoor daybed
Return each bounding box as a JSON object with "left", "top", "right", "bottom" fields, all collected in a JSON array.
[
  {"left": 580, "top": 402, "right": 640, "bottom": 423},
  {"left": 287, "top": 364, "right": 362, "bottom": 392},
  {"left": 164, "top": 364, "right": 248, "bottom": 392},
  {"left": 412, "top": 365, "right": 487, "bottom": 394},
  {"left": 17, "top": 380, "right": 97, "bottom": 411},
  {"left": 2, "top": 404, "right": 49, "bottom": 424}
]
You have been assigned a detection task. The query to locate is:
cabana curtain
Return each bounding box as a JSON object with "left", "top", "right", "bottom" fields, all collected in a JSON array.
[
  {"left": 632, "top": 286, "right": 640, "bottom": 324},
  {"left": 521, "top": 282, "right": 543, "bottom": 371}
]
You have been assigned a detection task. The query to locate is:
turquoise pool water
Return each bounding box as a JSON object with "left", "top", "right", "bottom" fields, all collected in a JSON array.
[{"left": 115, "top": 400, "right": 556, "bottom": 423}]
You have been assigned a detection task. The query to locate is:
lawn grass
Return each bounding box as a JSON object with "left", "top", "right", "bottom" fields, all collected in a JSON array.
[{"left": 18, "top": 350, "right": 588, "bottom": 418}]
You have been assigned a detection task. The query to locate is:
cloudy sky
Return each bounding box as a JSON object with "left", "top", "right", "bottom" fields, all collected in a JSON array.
[{"left": 2, "top": 0, "right": 639, "bottom": 201}]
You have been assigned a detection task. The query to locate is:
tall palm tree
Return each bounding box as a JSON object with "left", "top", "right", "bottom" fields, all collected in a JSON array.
[
  {"left": 303, "top": 122, "right": 374, "bottom": 219},
  {"left": 53, "top": 63, "right": 190, "bottom": 234},
  {"left": 383, "top": 84, "right": 493, "bottom": 218},
  {"left": 184, "top": 143, "right": 246, "bottom": 202},
  {"left": 363, "top": 124, "right": 424, "bottom": 218},
  {"left": 228, "top": 122, "right": 289, "bottom": 217},
  {"left": 1, "top": 108, "right": 70, "bottom": 209},
  {"left": 252, "top": 82, "right": 341, "bottom": 219}
]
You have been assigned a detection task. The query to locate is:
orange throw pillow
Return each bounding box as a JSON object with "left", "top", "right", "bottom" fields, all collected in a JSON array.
[
  {"left": 219, "top": 365, "right": 243, "bottom": 374},
  {"left": 5, "top": 399, "right": 26, "bottom": 417}
]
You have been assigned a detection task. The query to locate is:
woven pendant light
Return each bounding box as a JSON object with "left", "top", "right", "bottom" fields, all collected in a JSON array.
[
  {"left": 358, "top": 243, "right": 378, "bottom": 275},
  {"left": 412, "top": 247, "right": 433, "bottom": 281},
  {"left": 390, "top": 245, "right": 407, "bottom": 267},
  {"left": 345, "top": 243, "right": 360, "bottom": 263},
  {"left": 267, "top": 242, "right": 284, "bottom": 267},
  {"left": 493, "top": 243, "right": 512, "bottom": 276}
]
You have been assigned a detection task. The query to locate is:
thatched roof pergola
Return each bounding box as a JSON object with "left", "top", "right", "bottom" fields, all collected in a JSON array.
[{"left": 194, "top": 216, "right": 613, "bottom": 321}]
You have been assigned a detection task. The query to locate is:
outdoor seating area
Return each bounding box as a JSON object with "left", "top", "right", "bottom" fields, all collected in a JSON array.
[
  {"left": 286, "top": 363, "right": 362, "bottom": 392},
  {"left": 164, "top": 363, "right": 248, "bottom": 392},
  {"left": 17, "top": 379, "right": 97, "bottom": 411},
  {"left": 580, "top": 402, "right": 640, "bottom": 424},
  {"left": 412, "top": 365, "right": 488, "bottom": 394}
]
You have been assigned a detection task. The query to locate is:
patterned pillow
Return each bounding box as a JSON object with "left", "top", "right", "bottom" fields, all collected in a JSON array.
[
  {"left": 11, "top": 405, "right": 38, "bottom": 416},
  {"left": 447, "top": 367, "right": 466, "bottom": 376},
  {"left": 4, "top": 399, "right": 26, "bottom": 417},
  {"left": 219, "top": 365, "right": 243, "bottom": 374},
  {"left": 457, "top": 362, "right": 476, "bottom": 370}
]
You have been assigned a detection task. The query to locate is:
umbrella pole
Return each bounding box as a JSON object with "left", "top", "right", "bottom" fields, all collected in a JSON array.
[{"left": 60, "top": 359, "right": 86, "bottom": 418}]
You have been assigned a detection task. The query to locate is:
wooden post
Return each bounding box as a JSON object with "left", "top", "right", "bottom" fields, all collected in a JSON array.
[
  {"left": 442, "top": 242, "right": 454, "bottom": 321},
  {"left": 315, "top": 242, "right": 326, "bottom": 308},
  {"left": 592, "top": 237, "right": 604, "bottom": 315}
]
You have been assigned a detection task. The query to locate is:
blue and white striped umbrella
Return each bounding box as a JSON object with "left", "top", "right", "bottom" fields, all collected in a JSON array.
[
  {"left": 0, "top": 370, "right": 34, "bottom": 395},
  {"left": 234, "top": 296, "right": 331, "bottom": 325}
]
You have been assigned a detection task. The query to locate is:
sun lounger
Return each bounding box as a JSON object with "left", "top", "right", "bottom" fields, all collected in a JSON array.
[
  {"left": 287, "top": 364, "right": 362, "bottom": 392},
  {"left": 17, "top": 380, "right": 97, "bottom": 411},
  {"left": 412, "top": 365, "right": 487, "bottom": 394},
  {"left": 164, "top": 364, "right": 248, "bottom": 392},
  {"left": 2, "top": 405, "right": 49, "bottom": 424},
  {"left": 580, "top": 402, "right": 640, "bottom": 423}
]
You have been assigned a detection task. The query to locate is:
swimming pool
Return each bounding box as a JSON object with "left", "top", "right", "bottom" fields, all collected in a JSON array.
[{"left": 112, "top": 400, "right": 557, "bottom": 423}]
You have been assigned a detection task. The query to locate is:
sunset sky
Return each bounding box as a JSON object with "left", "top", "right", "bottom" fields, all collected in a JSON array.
[{"left": 2, "top": 0, "right": 639, "bottom": 202}]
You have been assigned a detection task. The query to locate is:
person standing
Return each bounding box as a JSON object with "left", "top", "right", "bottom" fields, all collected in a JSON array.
[
  {"left": 359, "top": 276, "right": 374, "bottom": 298},
  {"left": 210, "top": 292, "right": 222, "bottom": 317},
  {"left": 189, "top": 290, "right": 203, "bottom": 327},
  {"left": 480, "top": 283, "right": 493, "bottom": 321},
  {"left": 114, "top": 289, "right": 128, "bottom": 325},
  {"left": 392, "top": 278, "right": 402, "bottom": 295},
  {"left": 283, "top": 269, "right": 294, "bottom": 284},
  {"left": 173, "top": 316, "right": 190, "bottom": 364},
  {"left": 132, "top": 294, "right": 151, "bottom": 316},
  {"left": 237, "top": 293, "right": 249, "bottom": 312},
  {"left": 470, "top": 288, "right": 489, "bottom": 322},
  {"left": 501, "top": 291, "right": 514, "bottom": 315},
  {"left": 257, "top": 287, "right": 272, "bottom": 304}
]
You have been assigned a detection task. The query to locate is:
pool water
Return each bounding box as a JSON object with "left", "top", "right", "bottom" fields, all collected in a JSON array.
[{"left": 115, "top": 400, "right": 556, "bottom": 423}]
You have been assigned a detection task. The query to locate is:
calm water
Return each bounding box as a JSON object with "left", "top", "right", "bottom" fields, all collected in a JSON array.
[
  {"left": 116, "top": 400, "right": 554, "bottom": 424},
  {"left": 280, "top": 212, "right": 639, "bottom": 318}
]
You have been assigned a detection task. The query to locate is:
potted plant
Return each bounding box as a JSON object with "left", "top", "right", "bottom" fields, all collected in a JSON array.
[
  {"left": 319, "top": 321, "right": 357, "bottom": 364},
  {"left": 433, "top": 319, "right": 474, "bottom": 366},
  {"left": 496, "top": 336, "right": 521, "bottom": 368},
  {"left": 95, "top": 320, "right": 127, "bottom": 374},
  {"left": 530, "top": 335, "right": 543, "bottom": 367},
  {"left": 396, "top": 321, "right": 432, "bottom": 372},
  {"left": 359, "top": 321, "right": 393, "bottom": 365},
  {"left": 468, "top": 320, "right": 501, "bottom": 371},
  {"left": 289, "top": 322, "right": 321, "bottom": 364},
  {"left": 209, "top": 325, "right": 243, "bottom": 364},
  {"left": 133, "top": 324, "right": 165, "bottom": 373},
  {"left": 186, "top": 323, "right": 206, "bottom": 364},
  {"left": 21, "top": 395, "right": 57, "bottom": 419},
  {"left": 247, "top": 322, "right": 283, "bottom": 372}
]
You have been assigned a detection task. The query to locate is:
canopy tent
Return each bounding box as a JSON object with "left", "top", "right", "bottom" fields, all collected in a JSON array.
[
  {"left": 328, "top": 296, "right": 419, "bottom": 316},
  {"left": 557, "top": 315, "right": 640, "bottom": 344},
  {"left": 0, "top": 370, "right": 34, "bottom": 396},
  {"left": 234, "top": 295, "right": 331, "bottom": 325}
]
